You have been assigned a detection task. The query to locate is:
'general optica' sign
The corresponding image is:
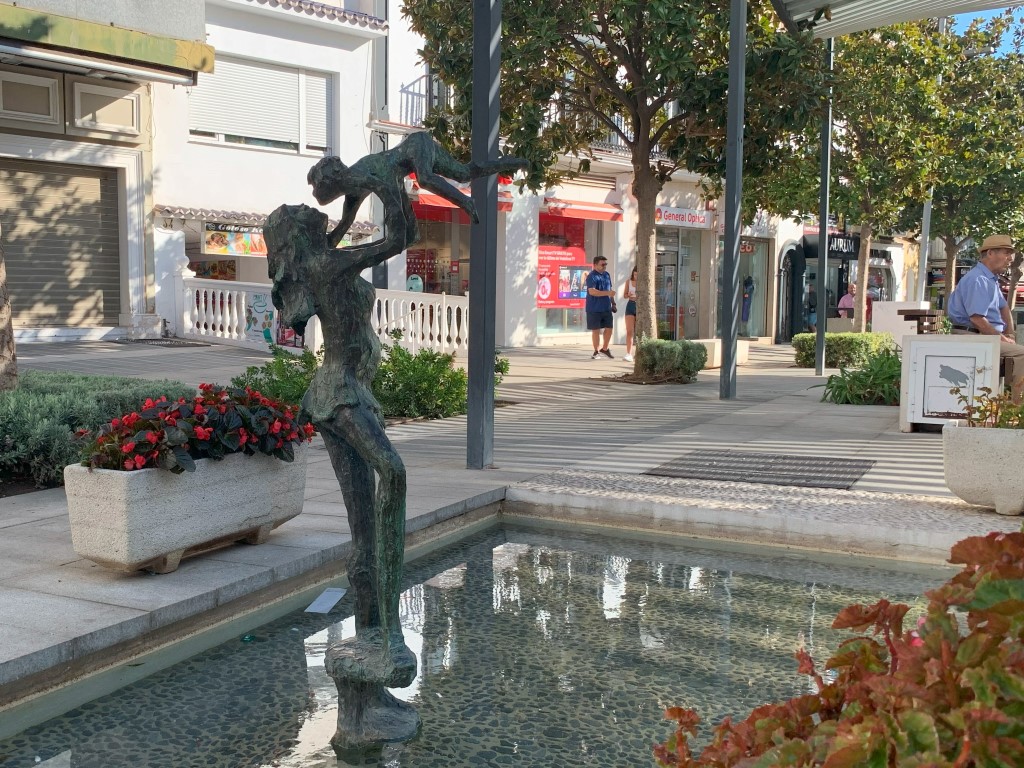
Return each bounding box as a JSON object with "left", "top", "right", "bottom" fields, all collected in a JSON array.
[{"left": 654, "top": 206, "right": 713, "bottom": 229}]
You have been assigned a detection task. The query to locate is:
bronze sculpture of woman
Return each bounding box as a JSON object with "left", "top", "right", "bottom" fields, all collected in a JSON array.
[{"left": 265, "top": 132, "right": 524, "bottom": 754}]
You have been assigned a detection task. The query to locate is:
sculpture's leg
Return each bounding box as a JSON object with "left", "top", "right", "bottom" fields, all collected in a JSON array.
[
  {"left": 321, "top": 427, "right": 379, "bottom": 629},
  {"left": 336, "top": 405, "right": 411, "bottom": 657},
  {"left": 321, "top": 411, "right": 418, "bottom": 754}
]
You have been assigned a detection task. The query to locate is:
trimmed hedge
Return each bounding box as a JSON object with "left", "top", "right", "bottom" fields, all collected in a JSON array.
[
  {"left": 0, "top": 370, "right": 194, "bottom": 488},
  {"left": 634, "top": 338, "right": 708, "bottom": 383},
  {"left": 792, "top": 332, "right": 894, "bottom": 369}
]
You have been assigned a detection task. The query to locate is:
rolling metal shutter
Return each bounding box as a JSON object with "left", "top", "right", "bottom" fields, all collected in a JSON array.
[{"left": 0, "top": 159, "right": 120, "bottom": 327}]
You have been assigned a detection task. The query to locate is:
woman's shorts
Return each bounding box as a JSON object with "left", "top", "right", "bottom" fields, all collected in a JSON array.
[{"left": 625, "top": 299, "right": 637, "bottom": 317}]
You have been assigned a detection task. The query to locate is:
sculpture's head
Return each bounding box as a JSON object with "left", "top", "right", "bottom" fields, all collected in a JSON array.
[
  {"left": 307, "top": 156, "right": 351, "bottom": 205},
  {"left": 265, "top": 204, "right": 325, "bottom": 335}
]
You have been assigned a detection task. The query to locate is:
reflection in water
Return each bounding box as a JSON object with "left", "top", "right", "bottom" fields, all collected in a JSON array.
[{"left": 0, "top": 527, "right": 940, "bottom": 767}]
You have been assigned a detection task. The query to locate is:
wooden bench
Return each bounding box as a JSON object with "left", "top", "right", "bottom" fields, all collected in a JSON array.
[{"left": 897, "top": 308, "right": 944, "bottom": 335}]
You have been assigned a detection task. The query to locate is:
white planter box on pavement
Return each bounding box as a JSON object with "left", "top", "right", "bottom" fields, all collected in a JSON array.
[
  {"left": 64, "top": 444, "right": 308, "bottom": 573},
  {"left": 899, "top": 335, "right": 1000, "bottom": 432},
  {"left": 943, "top": 423, "right": 1024, "bottom": 516}
]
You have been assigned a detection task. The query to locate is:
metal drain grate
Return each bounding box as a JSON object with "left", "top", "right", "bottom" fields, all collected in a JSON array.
[
  {"left": 112, "top": 339, "right": 211, "bottom": 347},
  {"left": 644, "top": 450, "right": 875, "bottom": 490}
]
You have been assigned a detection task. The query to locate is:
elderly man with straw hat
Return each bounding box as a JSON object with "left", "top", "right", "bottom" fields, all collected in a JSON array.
[{"left": 947, "top": 234, "right": 1024, "bottom": 402}]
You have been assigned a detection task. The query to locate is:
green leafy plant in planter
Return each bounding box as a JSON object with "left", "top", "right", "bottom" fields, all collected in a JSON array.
[
  {"left": 231, "top": 344, "right": 322, "bottom": 406},
  {"left": 820, "top": 346, "right": 902, "bottom": 405},
  {"left": 78, "top": 383, "right": 314, "bottom": 474},
  {"left": 654, "top": 530, "right": 1024, "bottom": 767},
  {"left": 952, "top": 385, "right": 1024, "bottom": 428}
]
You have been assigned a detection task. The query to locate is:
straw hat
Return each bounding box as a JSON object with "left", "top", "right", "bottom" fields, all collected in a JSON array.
[{"left": 978, "top": 234, "right": 1017, "bottom": 255}]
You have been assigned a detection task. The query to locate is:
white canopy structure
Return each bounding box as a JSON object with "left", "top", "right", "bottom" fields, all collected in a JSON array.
[
  {"left": 716, "top": 1, "right": 1015, "bottom": 399},
  {"left": 771, "top": 1, "right": 1014, "bottom": 38}
]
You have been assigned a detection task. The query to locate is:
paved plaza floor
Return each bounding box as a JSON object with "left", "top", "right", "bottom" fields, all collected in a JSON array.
[{"left": 1, "top": 339, "right": 1017, "bottom": 724}]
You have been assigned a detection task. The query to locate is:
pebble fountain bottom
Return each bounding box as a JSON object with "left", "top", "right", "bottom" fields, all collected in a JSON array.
[{"left": 0, "top": 524, "right": 945, "bottom": 768}]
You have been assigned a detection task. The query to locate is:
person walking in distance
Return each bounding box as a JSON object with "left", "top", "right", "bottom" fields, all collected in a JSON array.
[
  {"left": 623, "top": 265, "right": 637, "bottom": 362},
  {"left": 586, "top": 255, "right": 615, "bottom": 359}
]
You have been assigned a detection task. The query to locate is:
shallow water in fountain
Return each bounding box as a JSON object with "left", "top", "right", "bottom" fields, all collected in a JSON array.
[{"left": 0, "top": 525, "right": 946, "bottom": 767}]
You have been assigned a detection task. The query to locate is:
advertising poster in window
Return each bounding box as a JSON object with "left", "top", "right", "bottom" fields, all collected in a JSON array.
[
  {"left": 537, "top": 245, "right": 589, "bottom": 308},
  {"left": 405, "top": 248, "right": 437, "bottom": 289},
  {"left": 188, "top": 259, "right": 237, "bottom": 281},
  {"left": 202, "top": 222, "right": 268, "bottom": 256},
  {"left": 244, "top": 292, "right": 276, "bottom": 345}
]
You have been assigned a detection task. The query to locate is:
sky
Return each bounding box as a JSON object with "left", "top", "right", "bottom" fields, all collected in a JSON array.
[{"left": 952, "top": 7, "right": 1020, "bottom": 53}]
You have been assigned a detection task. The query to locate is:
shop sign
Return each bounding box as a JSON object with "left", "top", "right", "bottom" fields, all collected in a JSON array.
[
  {"left": 202, "top": 222, "right": 268, "bottom": 256},
  {"left": 828, "top": 234, "right": 859, "bottom": 257},
  {"left": 537, "top": 245, "right": 589, "bottom": 309},
  {"left": 654, "top": 206, "right": 713, "bottom": 229}
]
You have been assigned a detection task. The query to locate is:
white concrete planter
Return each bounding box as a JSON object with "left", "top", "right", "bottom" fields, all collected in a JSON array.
[
  {"left": 64, "top": 444, "right": 308, "bottom": 572},
  {"left": 943, "top": 423, "right": 1024, "bottom": 516}
]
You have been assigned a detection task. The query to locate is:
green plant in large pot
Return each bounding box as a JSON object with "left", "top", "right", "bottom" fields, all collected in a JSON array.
[
  {"left": 943, "top": 386, "right": 1024, "bottom": 516},
  {"left": 65, "top": 384, "right": 314, "bottom": 573},
  {"left": 655, "top": 530, "right": 1024, "bottom": 767}
]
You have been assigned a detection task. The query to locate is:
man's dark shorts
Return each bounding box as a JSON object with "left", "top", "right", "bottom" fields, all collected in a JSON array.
[{"left": 587, "top": 311, "right": 613, "bottom": 330}]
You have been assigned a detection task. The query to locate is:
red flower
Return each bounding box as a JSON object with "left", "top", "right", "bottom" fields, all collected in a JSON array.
[
  {"left": 238, "top": 428, "right": 248, "bottom": 445},
  {"left": 199, "top": 383, "right": 214, "bottom": 392},
  {"left": 287, "top": 431, "right": 298, "bottom": 441},
  {"left": 133, "top": 454, "right": 147, "bottom": 469},
  {"left": 270, "top": 419, "right": 282, "bottom": 434},
  {"left": 121, "top": 441, "right": 136, "bottom": 454},
  {"left": 194, "top": 426, "right": 212, "bottom": 440},
  {"left": 144, "top": 398, "right": 155, "bottom": 408},
  {"left": 145, "top": 431, "right": 159, "bottom": 444},
  {"left": 275, "top": 439, "right": 284, "bottom": 449},
  {"left": 111, "top": 417, "right": 121, "bottom": 428},
  {"left": 193, "top": 404, "right": 206, "bottom": 416},
  {"left": 303, "top": 423, "right": 315, "bottom": 437},
  {"left": 123, "top": 459, "right": 134, "bottom": 470}
]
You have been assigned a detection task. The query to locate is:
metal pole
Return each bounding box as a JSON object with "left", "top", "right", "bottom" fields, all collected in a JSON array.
[
  {"left": 467, "top": 0, "right": 501, "bottom": 469},
  {"left": 814, "top": 38, "right": 834, "bottom": 377},
  {"left": 719, "top": 0, "right": 746, "bottom": 400},
  {"left": 916, "top": 17, "right": 947, "bottom": 303}
]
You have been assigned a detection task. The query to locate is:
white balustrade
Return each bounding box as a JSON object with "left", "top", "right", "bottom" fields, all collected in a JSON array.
[{"left": 179, "top": 278, "right": 469, "bottom": 356}]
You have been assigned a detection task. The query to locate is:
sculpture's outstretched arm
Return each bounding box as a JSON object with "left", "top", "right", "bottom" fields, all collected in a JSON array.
[
  {"left": 331, "top": 188, "right": 416, "bottom": 275},
  {"left": 328, "top": 192, "right": 371, "bottom": 249}
]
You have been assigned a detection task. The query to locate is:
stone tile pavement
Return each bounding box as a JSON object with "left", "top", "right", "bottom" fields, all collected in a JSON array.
[{"left": 1, "top": 340, "right": 1015, "bottom": 722}]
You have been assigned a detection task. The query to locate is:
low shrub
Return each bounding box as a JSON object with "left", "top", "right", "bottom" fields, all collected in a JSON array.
[
  {"left": 655, "top": 530, "right": 1024, "bottom": 767},
  {"left": 820, "top": 346, "right": 901, "bottom": 405},
  {"left": 231, "top": 344, "right": 321, "bottom": 406},
  {"left": 0, "top": 370, "right": 194, "bottom": 488},
  {"left": 232, "top": 336, "right": 511, "bottom": 420},
  {"left": 79, "top": 383, "right": 313, "bottom": 473},
  {"left": 792, "top": 331, "right": 893, "bottom": 368},
  {"left": 634, "top": 338, "right": 707, "bottom": 383},
  {"left": 372, "top": 339, "right": 468, "bottom": 419}
]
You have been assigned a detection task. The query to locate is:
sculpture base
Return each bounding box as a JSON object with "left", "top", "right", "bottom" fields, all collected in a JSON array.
[
  {"left": 329, "top": 682, "right": 421, "bottom": 758},
  {"left": 325, "top": 633, "right": 420, "bottom": 757}
]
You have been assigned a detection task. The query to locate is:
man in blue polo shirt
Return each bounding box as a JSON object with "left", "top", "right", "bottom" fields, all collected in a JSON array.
[
  {"left": 585, "top": 255, "right": 615, "bottom": 359},
  {"left": 947, "top": 234, "right": 1024, "bottom": 402}
]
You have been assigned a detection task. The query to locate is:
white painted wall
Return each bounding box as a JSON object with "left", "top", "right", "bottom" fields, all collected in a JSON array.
[
  {"left": 152, "top": 2, "right": 380, "bottom": 222},
  {"left": 385, "top": 0, "right": 428, "bottom": 125}
]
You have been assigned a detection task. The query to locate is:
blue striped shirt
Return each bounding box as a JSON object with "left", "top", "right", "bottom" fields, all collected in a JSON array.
[{"left": 947, "top": 262, "right": 1006, "bottom": 331}]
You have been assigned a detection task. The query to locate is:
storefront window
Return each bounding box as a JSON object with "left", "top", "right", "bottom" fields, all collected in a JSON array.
[
  {"left": 407, "top": 208, "right": 471, "bottom": 295},
  {"left": 715, "top": 237, "right": 769, "bottom": 338},
  {"left": 537, "top": 215, "right": 604, "bottom": 334}
]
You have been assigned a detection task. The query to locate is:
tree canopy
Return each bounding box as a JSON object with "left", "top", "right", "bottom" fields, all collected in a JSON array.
[{"left": 402, "top": 0, "right": 826, "bottom": 339}]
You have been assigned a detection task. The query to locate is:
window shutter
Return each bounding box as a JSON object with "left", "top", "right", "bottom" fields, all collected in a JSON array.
[
  {"left": 189, "top": 57, "right": 299, "bottom": 144},
  {"left": 304, "top": 70, "right": 331, "bottom": 151}
]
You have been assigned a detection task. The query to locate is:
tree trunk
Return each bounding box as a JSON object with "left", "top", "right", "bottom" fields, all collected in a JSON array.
[
  {"left": 631, "top": 165, "right": 663, "bottom": 343},
  {"left": 0, "top": 242, "right": 17, "bottom": 392},
  {"left": 942, "top": 234, "right": 959, "bottom": 304},
  {"left": 854, "top": 221, "right": 873, "bottom": 333}
]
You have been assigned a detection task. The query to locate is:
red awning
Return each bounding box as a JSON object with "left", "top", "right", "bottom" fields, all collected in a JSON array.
[
  {"left": 544, "top": 198, "right": 623, "bottom": 222},
  {"left": 413, "top": 188, "right": 513, "bottom": 214}
]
